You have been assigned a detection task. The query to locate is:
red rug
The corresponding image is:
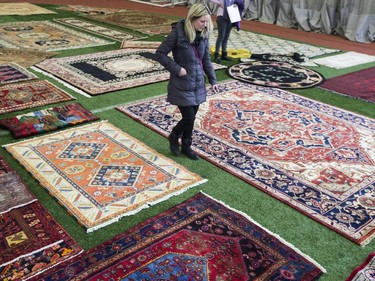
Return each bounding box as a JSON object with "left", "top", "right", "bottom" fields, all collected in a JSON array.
[
  {"left": 31, "top": 192, "right": 325, "bottom": 280},
  {"left": 116, "top": 79, "right": 375, "bottom": 245},
  {"left": 0, "top": 103, "right": 99, "bottom": 138},
  {"left": 0, "top": 201, "right": 83, "bottom": 281},
  {"left": 320, "top": 67, "right": 375, "bottom": 103},
  {"left": 0, "top": 80, "right": 75, "bottom": 114},
  {"left": 346, "top": 252, "right": 375, "bottom": 281}
]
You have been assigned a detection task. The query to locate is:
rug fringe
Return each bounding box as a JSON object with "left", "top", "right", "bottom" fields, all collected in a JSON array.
[
  {"left": 30, "top": 66, "right": 92, "bottom": 98},
  {"left": 199, "top": 190, "right": 327, "bottom": 273}
]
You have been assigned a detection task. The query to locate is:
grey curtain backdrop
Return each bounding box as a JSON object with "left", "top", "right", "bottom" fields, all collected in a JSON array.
[{"left": 193, "top": 0, "right": 375, "bottom": 43}]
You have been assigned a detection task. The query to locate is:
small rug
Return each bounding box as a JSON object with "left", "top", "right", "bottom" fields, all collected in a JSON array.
[
  {"left": 320, "top": 67, "right": 375, "bottom": 103},
  {"left": 0, "top": 103, "right": 99, "bottom": 138},
  {"left": 32, "top": 192, "right": 325, "bottom": 280},
  {"left": 117, "top": 80, "right": 375, "bottom": 245},
  {"left": 86, "top": 10, "right": 177, "bottom": 33},
  {"left": 54, "top": 18, "right": 146, "bottom": 42},
  {"left": 129, "top": 0, "right": 187, "bottom": 7},
  {"left": 120, "top": 40, "right": 161, "bottom": 49},
  {"left": 312, "top": 52, "right": 375, "bottom": 69},
  {"left": 0, "top": 2, "right": 56, "bottom": 15},
  {"left": 35, "top": 48, "right": 226, "bottom": 95},
  {"left": 0, "top": 201, "right": 83, "bottom": 281},
  {"left": 227, "top": 61, "right": 324, "bottom": 89},
  {"left": 139, "top": 24, "right": 174, "bottom": 36},
  {"left": 0, "top": 21, "right": 112, "bottom": 52},
  {"left": 0, "top": 63, "right": 37, "bottom": 85},
  {"left": 4, "top": 121, "right": 207, "bottom": 232},
  {"left": 210, "top": 29, "right": 340, "bottom": 59},
  {"left": 0, "top": 48, "right": 59, "bottom": 68},
  {"left": 0, "top": 171, "right": 37, "bottom": 214},
  {"left": 0, "top": 80, "right": 75, "bottom": 115},
  {"left": 346, "top": 252, "right": 375, "bottom": 281},
  {"left": 57, "top": 5, "right": 126, "bottom": 15}
]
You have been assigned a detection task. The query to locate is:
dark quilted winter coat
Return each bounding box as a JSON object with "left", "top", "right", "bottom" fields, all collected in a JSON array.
[{"left": 155, "top": 20, "right": 217, "bottom": 106}]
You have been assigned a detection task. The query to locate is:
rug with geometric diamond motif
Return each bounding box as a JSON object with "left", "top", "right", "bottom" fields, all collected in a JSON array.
[
  {"left": 29, "top": 192, "right": 325, "bottom": 281},
  {"left": 4, "top": 121, "right": 206, "bottom": 232},
  {"left": 116, "top": 79, "right": 375, "bottom": 245}
]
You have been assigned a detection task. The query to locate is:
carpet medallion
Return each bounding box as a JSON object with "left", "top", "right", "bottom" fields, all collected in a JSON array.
[
  {"left": 0, "top": 63, "right": 37, "bottom": 85},
  {"left": 31, "top": 192, "right": 324, "bottom": 281},
  {"left": 35, "top": 48, "right": 226, "bottom": 95},
  {"left": 116, "top": 80, "right": 375, "bottom": 245},
  {"left": 0, "top": 80, "right": 75, "bottom": 115},
  {"left": 227, "top": 61, "right": 324, "bottom": 89},
  {"left": 0, "top": 21, "right": 112, "bottom": 52},
  {"left": 4, "top": 121, "right": 206, "bottom": 232},
  {"left": 0, "top": 201, "right": 83, "bottom": 281},
  {"left": 346, "top": 252, "right": 375, "bottom": 281},
  {"left": 320, "top": 67, "right": 375, "bottom": 103},
  {"left": 0, "top": 103, "right": 99, "bottom": 138}
]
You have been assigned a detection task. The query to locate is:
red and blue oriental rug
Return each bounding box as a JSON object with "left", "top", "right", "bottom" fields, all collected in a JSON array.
[
  {"left": 31, "top": 192, "right": 325, "bottom": 281},
  {"left": 116, "top": 80, "right": 375, "bottom": 245},
  {"left": 0, "top": 201, "right": 83, "bottom": 281},
  {"left": 4, "top": 121, "right": 206, "bottom": 232}
]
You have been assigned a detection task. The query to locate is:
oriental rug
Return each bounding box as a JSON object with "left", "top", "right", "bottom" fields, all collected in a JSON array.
[
  {"left": 0, "top": 80, "right": 75, "bottom": 115},
  {"left": 346, "top": 252, "right": 375, "bottom": 281},
  {"left": 86, "top": 10, "right": 177, "bottom": 34},
  {"left": 0, "top": 21, "right": 112, "bottom": 52},
  {"left": 35, "top": 48, "right": 226, "bottom": 95},
  {"left": 116, "top": 79, "right": 375, "bottom": 245},
  {"left": 0, "top": 103, "right": 99, "bottom": 139},
  {"left": 320, "top": 67, "right": 375, "bottom": 103},
  {"left": 210, "top": 29, "right": 340, "bottom": 59},
  {"left": 129, "top": 0, "right": 187, "bottom": 7},
  {"left": 54, "top": 18, "right": 145, "bottom": 42},
  {"left": 312, "top": 52, "right": 375, "bottom": 69},
  {"left": 0, "top": 171, "right": 37, "bottom": 214},
  {"left": 0, "top": 48, "right": 58, "bottom": 68},
  {"left": 227, "top": 61, "right": 324, "bottom": 89},
  {"left": 57, "top": 5, "right": 126, "bottom": 15},
  {"left": 0, "top": 3, "right": 56, "bottom": 16},
  {"left": 4, "top": 121, "right": 207, "bottom": 232},
  {"left": 0, "top": 63, "right": 37, "bottom": 85},
  {"left": 31, "top": 192, "right": 325, "bottom": 281},
  {"left": 0, "top": 201, "right": 83, "bottom": 281}
]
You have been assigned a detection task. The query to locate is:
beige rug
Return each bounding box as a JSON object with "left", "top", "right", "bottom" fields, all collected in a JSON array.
[
  {"left": 0, "top": 48, "right": 58, "bottom": 68},
  {"left": 0, "top": 21, "right": 112, "bottom": 52},
  {"left": 0, "top": 2, "right": 56, "bottom": 15}
]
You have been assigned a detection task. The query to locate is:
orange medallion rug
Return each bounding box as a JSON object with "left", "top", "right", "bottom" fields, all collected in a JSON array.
[{"left": 4, "top": 121, "right": 206, "bottom": 232}]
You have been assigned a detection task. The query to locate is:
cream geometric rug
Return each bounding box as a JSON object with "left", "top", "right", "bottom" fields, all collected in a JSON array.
[{"left": 312, "top": 51, "right": 375, "bottom": 69}]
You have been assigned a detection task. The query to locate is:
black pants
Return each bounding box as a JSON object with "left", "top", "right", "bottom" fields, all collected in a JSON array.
[
  {"left": 172, "top": 105, "right": 199, "bottom": 140},
  {"left": 215, "top": 15, "right": 232, "bottom": 54}
]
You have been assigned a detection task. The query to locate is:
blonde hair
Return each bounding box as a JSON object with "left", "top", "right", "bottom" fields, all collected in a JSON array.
[{"left": 184, "top": 3, "right": 213, "bottom": 43}]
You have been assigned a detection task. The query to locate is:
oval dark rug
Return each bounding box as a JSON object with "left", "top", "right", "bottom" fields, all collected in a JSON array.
[{"left": 227, "top": 60, "right": 324, "bottom": 89}]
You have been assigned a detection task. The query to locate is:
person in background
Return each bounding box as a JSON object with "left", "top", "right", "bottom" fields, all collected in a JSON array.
[
  {"left": 210, "top": 0, "right": 244, "bottom": 63},
  {"left": 155, "top": 3, "right": 219, "bottom": 160}
]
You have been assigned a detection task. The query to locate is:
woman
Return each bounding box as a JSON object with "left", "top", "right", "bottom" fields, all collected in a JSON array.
[
  {"left": 210, "top": 0, "right": 244, "bottom": 63},
  {"left": 155, "top": 3, "right": 219, "bottom": 160}
]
